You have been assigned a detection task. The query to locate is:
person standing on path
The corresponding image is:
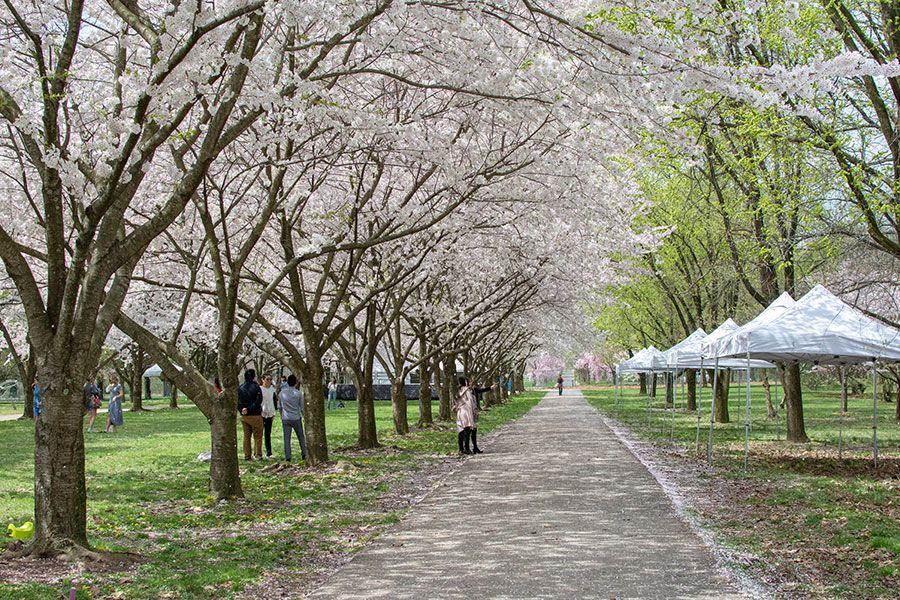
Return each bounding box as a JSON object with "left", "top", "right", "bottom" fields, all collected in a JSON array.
[
  {"left": 260, "top": 373, "right": 277, "bottom": 459},
  {"left": 279, "top": 374, "right": 307, "bottom": 462},
  {"left": 105, "top": 375, "right": 124, "bottom": 433},
  {"left": 469, "top": 380, "right": 495, "bottom": 454},
  {"left": 556, "top": 374, "right": 564, "bottom": 396},
  {"left": 453, "top": 377, "right": 477, "bottom": 455},
  {"left": 84, "top": 376, "right": 101, "bottom": 433},
  {"left": 238, "top": 369, "right": 264, "bottom": 461}
]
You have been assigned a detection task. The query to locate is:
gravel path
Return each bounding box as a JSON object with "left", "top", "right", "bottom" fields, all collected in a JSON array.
[{"left": 306, "top": 390, "right": 746, "bottom": 599}]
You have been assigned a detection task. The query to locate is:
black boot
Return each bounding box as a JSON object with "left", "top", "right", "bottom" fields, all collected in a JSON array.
[
  {"left": 471, "top": 428, "right": 483, "bottom": 454},
  {"left": 458, "top": 431, "right": 471, "bottom": 455}
]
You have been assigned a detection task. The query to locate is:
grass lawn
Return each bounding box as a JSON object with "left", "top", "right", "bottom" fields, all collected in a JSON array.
[
  {"left": 584, "top": 382, "right": 900, "bottom": 599},
  {"left": 0, "top": 392, "right": 543, "bottom": 599}
]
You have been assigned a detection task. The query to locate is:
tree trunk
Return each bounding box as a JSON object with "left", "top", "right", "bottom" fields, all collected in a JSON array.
[
  {"left": 783, "top": 363, "right": 809, "bottom": 442},
  {"left": 355, "top": 368, "right": 378, "bottom": 449},
  {"left": 895, "top": 383, "right": 900, "bottom": 422},
  {"left": 839, "top": 368, "right": 849, "bottom": 413},
  {"left": 650, "top": 373, "right": 658, "bottom": 398},
  {"left": 665, "top": 373, "right": 674, "bottom": 407},
  {"left": 19, "top": 354, "right": 36, "bottom": 420},
  {"left": 762, "top": 372, "right": 776, "bottom": 418},
  {"left": 686, "top": 369, "right": 697, "bottom": 411},
  {"left": 501, "top": 373, "right": 509, "bottom": 401},
  {"left": 169, "top": 384, "right": 178, "bottom": 409},
  {"left": 418, "top": 366, "right": 433, "bottom": 427},
  {"left": 391, "top": 376, "right": 409, "bottom": 435},
  {"left": 208, "top": 389, "right": 243, "bottom": 499},
  {"left": 302, "top": 358, "right": 329, "bottom": 465},
  {"left": 130, "top": 348, "right": 146, "bottom": 412},
  {"left": 431, "top": 356, "right": 443, "bottom": 406},
  {"left": 30, "top": 367, "right": 90, "bottom": 556},
  {"left": 714, "top": 369, "right": 731, "bottom": 423},
  {"left": 639, "top": 373, "right": 647, "bottom": 395},
  {"left": 439, "top": 356, "right": 454, "bottom": 421}
]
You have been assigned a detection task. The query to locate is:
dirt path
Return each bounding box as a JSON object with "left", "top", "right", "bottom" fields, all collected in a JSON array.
[{"left": 306, "top": 390, "right": 747, "bottom": 599}]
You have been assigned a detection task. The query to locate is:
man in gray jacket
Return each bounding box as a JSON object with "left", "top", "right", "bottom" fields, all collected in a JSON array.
[{"left": 279, "top": 374, "right": 307, "bottom": 462}]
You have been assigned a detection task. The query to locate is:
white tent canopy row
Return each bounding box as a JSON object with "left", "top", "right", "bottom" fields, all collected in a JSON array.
[
  {"left": 663, "top": 320, "right": 774, "bottom": 370},
  {"left": 615, "top": 285, "right": 900, "bottom": 468},
  {"left": 705, "top": 286, "right": 900, "bottom": 364}
]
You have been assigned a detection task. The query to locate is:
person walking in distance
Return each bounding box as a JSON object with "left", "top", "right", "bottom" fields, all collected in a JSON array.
[
  {"left": 279, "top": 374, "right": 307, "bottom": 462},
  {"left": 260, "top": 373, "right": 277, "bottom": 459},
  {"left": 557, "top": 374, "right": 564, "bottom": 396},
  {"left": 238, "top": 369, "right": 264, "bottom": 461},
  {"left": 453, "top": 377, "right": 476, "bottom": 455}
]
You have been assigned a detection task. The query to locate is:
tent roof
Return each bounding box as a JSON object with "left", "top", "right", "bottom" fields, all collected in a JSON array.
[
  {"left": 666, "top": 320, "right": 773, "bottom": 369},
  {"left": 660, "top": 328, "right": 706, "bottom": 365},
  {"left": 143, "top": 364, "right": 163, "bottom": 378},
  {"left": 707, "top": 285, "right": 900, "bottom": 364},
  {"left": 617, "top": 346, "right": 668, "bottom": 373}
]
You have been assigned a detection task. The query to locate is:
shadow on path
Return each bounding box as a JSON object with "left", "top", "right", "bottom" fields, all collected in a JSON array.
[{"left": 307, "top": 390, "right": 745, "bottom": 599}]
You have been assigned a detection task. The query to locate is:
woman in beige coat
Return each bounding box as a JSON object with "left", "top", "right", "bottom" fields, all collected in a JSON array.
[{"left": 453, "top": 377, "right": 477, "bottom": 454}]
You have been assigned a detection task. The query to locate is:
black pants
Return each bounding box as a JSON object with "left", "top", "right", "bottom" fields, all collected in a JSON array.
[{"left": 263, "top": 416, "right": 274, "bottom": 456}]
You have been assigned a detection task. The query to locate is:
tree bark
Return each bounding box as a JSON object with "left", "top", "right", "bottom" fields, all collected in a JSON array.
[
  {"left": 208, "top": 388, "right": 243, "bottom": 499},
  {"left": 169, "top": 384, "right": 178, "bottom": 409},
  {"left": 665, "top": 372, "right": 674, "bottom": 407},
  {"left": 391, "top": 376, "right": 409, "bottom": 435},
  {"left": 19, "top": 354, "right": 36, "bottom": 420},
  {"left": 686, "top": 369, "right": 697, "bottom": 411},
  {"left": 439, "top": 355, "right": 455, "bottom": 420},
  {"left": 639, "top": 372, "right": 647, "bottom": 395},
  {"left": 783, "top": 363, "right": 809, "bottom": 442},
  {"left": 417, "top": 337, "right": 433, "bottom": 427},
  {"left": 714, "top": 369, "right": 731, "bottom": 423},
  {"left": 30, "top": 367, "right": 89, "bottom": 556},
  {"left": 301, "top": 358, "right": 328, "bottom": 465},
  {"left": 355, "top": 366, "right": 378, "bottom": 449},
  {"left": 130, "top": 347, "right": 147, "bottom": 412},
  {"left": 650, "top": 373, "right": 658, "bottom": 398},
  {"left": 839, "top": 368, "right": 848, "bottom": 413},
  {"left": 418, "top": 367, "right": 433, "bottom": 427}
]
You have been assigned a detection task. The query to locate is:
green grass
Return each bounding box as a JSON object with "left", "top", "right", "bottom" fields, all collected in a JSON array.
[
  {"left": 584, "top": 382, "right": 900, "bottom": 598},
  {"left": 0, "top": 392, "right": 543, "bottom": 599}
]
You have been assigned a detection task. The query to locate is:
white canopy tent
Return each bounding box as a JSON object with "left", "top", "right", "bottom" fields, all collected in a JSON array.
[
  {"left": 615, "top": 347, "right": 667, "bottom": 425},
  {"left": 699, "top": 292, "right": 795, "bottom": 466},
  {"left": 706, "top": 286, "right": 900, "bottom": 466},
  {"left": 659, "top": 328, "right": 707, "bottom": 443},
  {"left": 661, "top": 320, "right": 774, "bottom": 456}
]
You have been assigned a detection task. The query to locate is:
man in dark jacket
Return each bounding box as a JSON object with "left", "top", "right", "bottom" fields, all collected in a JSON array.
[{"left": 238, "top": 369, "right": 264, "bottom": 460}]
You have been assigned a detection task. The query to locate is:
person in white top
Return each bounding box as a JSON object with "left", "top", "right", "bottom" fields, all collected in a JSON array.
[
  {"left": 260, "top": 373, "right": 277, "bottom": 459},
  {"left": 326, "top": 377, "right": 342, "bottom": 410}
]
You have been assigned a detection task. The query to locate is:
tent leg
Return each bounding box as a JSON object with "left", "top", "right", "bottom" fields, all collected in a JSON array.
[
  {"left": 838, "top": 365, "right": 844, "bottom": 460},
  {"left": 670, "top": 372, "right": 675, "bottom": 443},
  {"left": 707, "top": 359, "right": 719, "bottom": 463},
  {"left": 872, "top": 363, "right": 878, "bottom": 468},
  {"left": 744, "top": 351, "right": 751, "bottom": 471},
  {"left": 696, "top": 359, "right": 704, "bottom": 453}
]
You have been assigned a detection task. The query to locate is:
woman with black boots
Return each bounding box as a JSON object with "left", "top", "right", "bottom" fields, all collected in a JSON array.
[
  {"left": 453, "top": 377, "right": 476, "bottom": 455},
  {"left": 469, "top": 380, "right": 495, "bottom": 454}
]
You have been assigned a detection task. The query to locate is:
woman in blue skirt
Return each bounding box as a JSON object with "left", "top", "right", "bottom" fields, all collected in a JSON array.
[{"left": 105, "top": 375, "right": 125, "bottom": 433}]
